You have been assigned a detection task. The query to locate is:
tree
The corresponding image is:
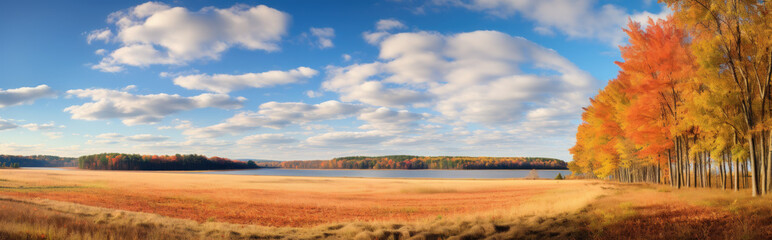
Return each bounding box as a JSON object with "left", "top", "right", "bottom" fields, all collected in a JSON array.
[
  {"left": 571, "top": 17, "right": 699, "bottom": 185},
  {"left": 662, "top": 0, "right": 772, "bottom": 196},
  {"left": 555, "top": 173, "right": 564, "bottom": 180},
  {"left": 571, "top": 2, "right": 772, "bottom": 197}
]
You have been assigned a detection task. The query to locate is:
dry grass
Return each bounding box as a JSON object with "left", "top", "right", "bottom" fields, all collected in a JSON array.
[
  {"left": 0, "top": 169, "right": 608, "bottom": 239},
  {"left": 577, "top": 184, "right": 772, "bottom": 240},
  {"left": 0, "top": 169, "right": 585, "bottom": 227},
  {"left": 1, "top": 168, "right": 769, "bottom": 239}
]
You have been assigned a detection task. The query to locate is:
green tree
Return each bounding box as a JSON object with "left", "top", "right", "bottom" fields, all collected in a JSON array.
[{"left": 555, "top": 173, "right": 564, "bottom": 180}]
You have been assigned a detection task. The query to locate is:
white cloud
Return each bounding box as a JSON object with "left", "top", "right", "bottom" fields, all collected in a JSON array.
[
  {"left": 324, "top": 63, "right": 433, "bottom": 108},
  {"left": 0, "top": 85, "right": 56, "bottom": 108},
  {"left": 0, "top": 143, "right": 42, "bottom": 154},
  {"left": 376, "top": 19, "right": 406, "bottom": 31},
  {"left": 629, "top": 6, "right": 673, "bottom": 29},
  {"left": 88, "top": 132, "right": 169, "bottom": 144},
  {"left": 95, "top": 49, "right": 107, "bottom": 55},
  {"left": 305, "top": 90, "right": 322, "bottom": 98},
  {"left": 326, "top": 29, "right": 595, "bottom": 125},
  {"left": 172, "top": 67, "right": 318, "bottom": 93},
  {"left": 363, "top": 19, "right": 407, "bottom": 45},
  {"left": 363, "top": 31, "right": 390, "bottom": 45},
  {"left": 435, "top": 0, "right": 671, "bottom": 46},
  {"left": 21, "top": 122, "right": 58, "bottom": 131},
  {"left": 86, "top": 28, "right": 112, "bottom": 44},
  {"left": 184, "top": 100, "right": 364, "bottom": 137},
  {"left": 91, "top": 2, "right": 290, "bottom": 72},
  {"left": 43, "top": 132, "right": 63, "bottom": 139},
  {"left": 305, "top": 131, "right": 393, "bottom": 146},
  {"left": 89, "top": 133, "right": 124, "bottom": 144},
  {"left": 357, "top": 107, "right": 428, "bottom": 131},
  {"left": 158, "top": 119, "right": 192, "bottom": 130},
  {"left": 96, "top": 133, "right": 124, "bottom": 139},
  {"left": 237, "top": 133, "right": 297, "bottom": 145},
  {"left": 342, "top": 54, "right": 352, "bottom": 61},
  {"left": 121, "top": 85, "right": 137, "bottom": 91},
  {"left": 309, "top": 27, "right": 335, "bottom": 49},
  {"left": 0, "top": 118, "right": 18, "bottom": 131},
  {"left": 126, "top": 134, "right": 169, "bottom": 142},
  {"left": 64, "top": 88, "right": 245, "bottom": 125}
]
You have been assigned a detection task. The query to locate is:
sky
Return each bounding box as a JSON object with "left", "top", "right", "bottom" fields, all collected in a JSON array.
[{"left": 0, "top": 0, "right": 670, "bottom": 160}]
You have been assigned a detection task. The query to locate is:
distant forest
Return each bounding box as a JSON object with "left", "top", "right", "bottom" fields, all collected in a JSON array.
[
  {"left": 78, "top": 153, "right": 258, "bottom": 170},
  {"left": 0, "top": 155, "right": 77, "bottom": 168},
  {"left": 258, "top": 156, "right": 567, "bottom": 170}
]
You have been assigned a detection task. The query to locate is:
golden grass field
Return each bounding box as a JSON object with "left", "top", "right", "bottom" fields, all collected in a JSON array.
[{"left": 0, "top": 168, "right": 770, "bottom": 239}]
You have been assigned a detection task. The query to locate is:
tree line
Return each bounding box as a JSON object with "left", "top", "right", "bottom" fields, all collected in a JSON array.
[
  {"left": 78, "top": 153, "right": 258, "bottom": 171},
  {"left": 0, "top": 155, "right": 77, "bottom": 168},
  {"left": 571, "top": 1, "right": 772, "bottom": 196},
  {"left": 258, "top": 155, "right": 567, "bottom": 170}
]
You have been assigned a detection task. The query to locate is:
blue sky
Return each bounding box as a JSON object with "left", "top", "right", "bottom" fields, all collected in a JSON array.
[{"left": 0, "top": 0, "right": 669, "bottom": 160}]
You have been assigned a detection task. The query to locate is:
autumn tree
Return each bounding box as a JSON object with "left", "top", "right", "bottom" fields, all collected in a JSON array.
[{"left": 663, "top": 0, "right": 772, "bottom": 196}]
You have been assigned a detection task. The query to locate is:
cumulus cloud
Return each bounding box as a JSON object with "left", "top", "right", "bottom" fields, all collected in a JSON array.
[
  {"left": 376, "top": 19, "right": 406, "bottom": 31},
  {"left": 171, "top": 67, "right": 318, "bottom": 93},
  {"left": 434, "top": 0, "right": 671, "bottom": 46},
  {"left": 237, "top": 133, "right": 297, "bottom": 145},
  {"left": 86, "top": 28, "right": 112, "bottom": 44},
  {"left": 324, "top": 63, "right": 433, "bottom": 108},
  {"left": 184, "top": 100, "right": 364, "bottom": 138},
  {"left": 157, "top": 119, "right": 192, "bottom": 130},
  {"left": 64, "top": 87, "right": 245, "bottom": 125},
  {"left": 0, "top": 85, "right": 56, "bottom": 108},
  {"left": 357, "top": 107, "right": 428, "bottom": 131},
  {"left": 91, "top": 2, "right": 290, "bottom": 72},
  {"left": 326, "top": 29, "right": 595, "bottom": 125},
  {"left": 309, "top": 27, "right": 335, "bottom": 49},
  {"left": 0, "top": 118, "right": 18, "bottom": 131},
  {"left": 364, "top": 19, "right": 407, "bottom": 45}
]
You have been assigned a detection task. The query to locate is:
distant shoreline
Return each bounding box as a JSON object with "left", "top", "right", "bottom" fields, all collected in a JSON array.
[{"left": 250, "top": 168, "right": 570, "bottom": 171}]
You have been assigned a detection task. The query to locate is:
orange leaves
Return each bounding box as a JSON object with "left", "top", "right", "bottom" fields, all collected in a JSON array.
[{"left": 572, "top": 16, "right": 696, "bottom": 178}]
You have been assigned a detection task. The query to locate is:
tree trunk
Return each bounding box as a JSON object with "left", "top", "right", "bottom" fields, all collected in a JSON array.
[
  {"left": 734, "top": 159, "right": 740, "bottom": 192},
  {"left": 675, "top": 138, "right": 682, "bottom": 188},
  {"left": 767, "top": 132, "right": 772, "bottom": 194},
  {"left": 721, "top": 158, "right": 726, "bottom": 190},
  {"left": 750, "top": 135, "right": 761, "bottom": 196}
]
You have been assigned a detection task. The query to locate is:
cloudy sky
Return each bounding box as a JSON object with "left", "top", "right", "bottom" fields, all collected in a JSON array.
[{"left": 0, "top": 0, "right": 668, "bottom": 160}]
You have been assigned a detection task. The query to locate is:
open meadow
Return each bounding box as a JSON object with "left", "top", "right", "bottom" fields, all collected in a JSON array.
[{"left": 0, "top": 168, "right": 770, "bottom": 239}]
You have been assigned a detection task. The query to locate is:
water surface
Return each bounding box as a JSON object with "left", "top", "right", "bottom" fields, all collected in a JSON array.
[
  {"left": 21, "top": 167, "right": 69, "bottom": 171},
  {"left": 192, "top": 168, "right": 571, "bottom": 179}
]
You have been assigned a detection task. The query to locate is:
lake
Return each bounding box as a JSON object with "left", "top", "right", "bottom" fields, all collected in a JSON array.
[{"left": 192, "top": 168, "right": 572, "bottom": 179}]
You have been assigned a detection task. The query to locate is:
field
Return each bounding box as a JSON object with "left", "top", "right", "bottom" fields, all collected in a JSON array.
[{"left": 0, "top": 169, "right": 770, "bottom": 239}]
